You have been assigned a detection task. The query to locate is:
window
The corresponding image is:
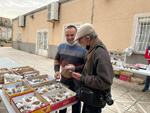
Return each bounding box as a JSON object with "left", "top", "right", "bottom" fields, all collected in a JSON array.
[
  {"left": 37, "top": 32, "right": 41, "bottom": 49},
  {"left": 17, "top": 30, "right": 22, "bottom": 42},
  {"left": 133, "top": 15, "right": 150, "bottom": 54},
  {"left": 36, "top": 30, "right": 48, "bottom": 50},
  {"left": 62, "top": 23, "right": 81, "bottom": 43},
  {"left": 43, "top": 32, "right": 48, "bottom": 50}
]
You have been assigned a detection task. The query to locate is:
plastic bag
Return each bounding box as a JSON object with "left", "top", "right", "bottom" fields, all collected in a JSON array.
[{"left": 125, "top": 46, "right": 134, "bottom": 57}]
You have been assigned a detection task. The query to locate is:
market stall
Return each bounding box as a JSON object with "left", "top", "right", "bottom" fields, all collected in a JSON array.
[
  {"left": 0, "top": 58, "right": 78, "bottom": 113},
  {"left": 113, "top": 65, "right": 150, "bottom": 76}
]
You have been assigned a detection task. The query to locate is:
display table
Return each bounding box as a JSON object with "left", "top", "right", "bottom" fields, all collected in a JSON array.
[
  {"left": 0, "top": 58, "right": 78, "bottom": 113},
  {"left": 0, "top": 90, "right": 16, "bottom": 113},
  {"left": 0, "top": 89, "right": 77, "bottom": 113},
  {"left": 113, "top": 65, "right": 150, "bottom": 76},
  {"left": 0, "top": 58, "right": 21, "bottom": 112}
]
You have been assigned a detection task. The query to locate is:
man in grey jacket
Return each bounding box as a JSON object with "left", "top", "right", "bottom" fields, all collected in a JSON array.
[{"left": 70, "top": 23, "right": 114, "bottom": 113}]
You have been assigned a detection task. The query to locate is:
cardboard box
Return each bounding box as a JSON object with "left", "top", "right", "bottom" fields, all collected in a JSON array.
[
  {"left": 131, "top": 77, "right": 144, "bottom": 85},
  {"left": 34, "top": 81, "right": 78, "bottom": 112},
  {"left": 11, "top": 66, "right": 34, "bottom": 72},
  {"left": 2, "top": 81, "right": 34, "bottom": 104},
  {"left": 25, "top": 75, "right": 53, "bottom": 87},
  {"left": 11, "top": 92, "right": 50, "bottom": 113},
  {"left": 119, "top": 74, "right": 131, "bottom": 82},
  {"left": 4, "top": 74, "right": 23, "bottom": 84},
  {"left": 0, "top": 68, "right": 12, "bottom": 84},
  {"left": 114, "top": 70, "right": 120, "bottom": 75},
  {"left": 41, "top": 85, "right": 78, "bottom": 112},
  {"left": 33, "top": 82, "right": 69, "bottom": 95},
  {"left": 15, "top": 70, "right": 39, "bottom": 78},
  {"left": 120, "top": 71, "right": 133, "bottom": 77},
  {"left": 119, "top": 71, "right": 133, "bottom": 82},
  {"left": 0, "top": 68, "right": 10, "bottom": 73},
  {"left": 50, "top": 95, "right": 78, "bottom": 112},
  {"left": 11, "top": 66, "right": 39, "bottom": 78}
]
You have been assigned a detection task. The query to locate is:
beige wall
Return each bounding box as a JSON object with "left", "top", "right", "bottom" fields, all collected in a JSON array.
[
  {"left": 13, "top": 20, "right": 19, "bottom": 41},
  {"left": 13, "top": 9, "right": 52, "bottom": 44},
  {"left": 12, "top": 0, "right": 150, "bottom": 51},
  {"left": 49, "top": 0, "right": 93, "bottom": 45},
  {"left": 93, "top": 0, "right": 150, "bottom": 51}
]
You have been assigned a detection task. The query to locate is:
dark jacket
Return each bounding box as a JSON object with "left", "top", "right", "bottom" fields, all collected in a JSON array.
[
  {"left": 81, "top": 44, "right": 114, "bottom": 90},
  {"left": 80, "top": 41, "right": 114, "bottom": 107}
]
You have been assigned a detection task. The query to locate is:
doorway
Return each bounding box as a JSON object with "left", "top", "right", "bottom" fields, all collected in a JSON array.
[{"left": 36, "top": 31, "right": 48, "bottom": 56}]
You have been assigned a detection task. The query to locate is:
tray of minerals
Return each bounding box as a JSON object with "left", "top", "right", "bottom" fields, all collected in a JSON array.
[
  {"left": 42, "top": 87, "right": 78, "bottom": 112},
  {"left": 25, "top": 74, "right": 53, "bottom": 87},
  {"left": 111, "top": 60, "right": 123, "bottom": 67},
  {"left": 123, "top": 64, "right": 138, "bottom": 70},
  {"left": 0, "top": 68, "right": 12, "bottom": 84},
  {"left": 4, "top": 73, "right": 23, "bottom": 84},
  {"left": 0, "top": 68, "right": 11, "bottom": 73},
  {"left": 2, "top": 81, "right": 34, "bottom": 104},
  {"left": 11, "top": 92, "right": 50, "bottom": 113},
  {"left": 136, "top": 64, "right": 148, "bottom": 70},
  {"left": 11, "top": 66, "right": 39, "bottom": 78},
  {"left": 10, "top": 66, "right": 34, "bottom": 72},
  {"left": 33, "top": 82, "right": 68, "bottom": 95},
  {"left": 15, "top": 70, "right": 39, "bottom": 78}
]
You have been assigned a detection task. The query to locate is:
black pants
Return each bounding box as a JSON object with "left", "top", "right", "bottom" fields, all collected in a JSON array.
[{"left": 82, "top": 103, "right": 102, "bottom": 113}]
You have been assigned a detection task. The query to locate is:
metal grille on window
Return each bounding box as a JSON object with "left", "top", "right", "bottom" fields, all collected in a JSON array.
[
  {"left": 44, "top": 32, "right": 48, "bottom": 50},
  {"left": 134, "top": 16, "right": 150, "bottom": 54},
  {"left": 17, "top": 31, "right": 22, "bottom": 41},
  {"left": 37, "top": 32, "right": 41, "bottom": 49}
]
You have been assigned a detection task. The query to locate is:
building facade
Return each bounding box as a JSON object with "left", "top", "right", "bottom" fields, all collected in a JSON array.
[
  {"left": 0, "top": 17, "right": 11, "bottom": 25},
  {"left": 0, "top": 26, "right": 12, "bottom": 40},
  {"left": 12, "top": 0, "right": 150, "bottom": 64},
  {"left": 0, "top": 17, "right": 12, "bottom": 41}
]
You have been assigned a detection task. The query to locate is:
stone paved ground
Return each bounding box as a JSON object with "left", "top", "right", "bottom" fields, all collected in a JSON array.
[{"left": 0, "top": 47, "right": 150, "bottom": 113}]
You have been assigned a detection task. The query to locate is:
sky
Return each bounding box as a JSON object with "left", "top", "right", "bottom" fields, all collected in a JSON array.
[{"left": 0, "top": 0, "right": 58, "bottom": 19}]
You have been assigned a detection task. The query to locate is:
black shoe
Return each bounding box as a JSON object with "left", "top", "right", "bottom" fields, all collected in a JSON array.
[{"left": 142, "top": 87, "right": 148, "bottom": 92}]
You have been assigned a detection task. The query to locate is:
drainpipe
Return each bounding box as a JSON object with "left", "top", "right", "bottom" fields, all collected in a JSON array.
[
  {"left": 91, "top": 0, "right": 95, "bottom": 24},
  {"left": 27, "top": 21, "right": 29, "bottom": 52},
  {"left": 12, "top": 21, "right": 13, "bottom": 48}
]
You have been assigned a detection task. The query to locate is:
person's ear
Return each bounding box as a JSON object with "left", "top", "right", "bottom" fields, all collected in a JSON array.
[{"left": 86, "top": 36, "right": 90, "bottom": 41}]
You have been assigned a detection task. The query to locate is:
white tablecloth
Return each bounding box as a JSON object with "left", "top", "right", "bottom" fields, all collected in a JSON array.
[
  {"left": 0, "top": 90, "right": 16, "bottom": 113},
  {"left": 113, "top": 66, "right": 150, "bottom": 76}
]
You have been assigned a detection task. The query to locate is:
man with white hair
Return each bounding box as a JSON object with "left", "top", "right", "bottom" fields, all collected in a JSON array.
[{"left": 69, "top": 23, "right": 114, "bottom": 113}]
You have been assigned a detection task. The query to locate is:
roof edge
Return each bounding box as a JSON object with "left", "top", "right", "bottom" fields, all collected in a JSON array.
[{"left": 12, "top": 0, "right": 71, "bottom": 21}]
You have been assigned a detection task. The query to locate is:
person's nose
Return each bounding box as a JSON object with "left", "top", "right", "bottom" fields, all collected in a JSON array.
[{"left": 68, "top": 35, "right": 72, "bottom": 39}]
